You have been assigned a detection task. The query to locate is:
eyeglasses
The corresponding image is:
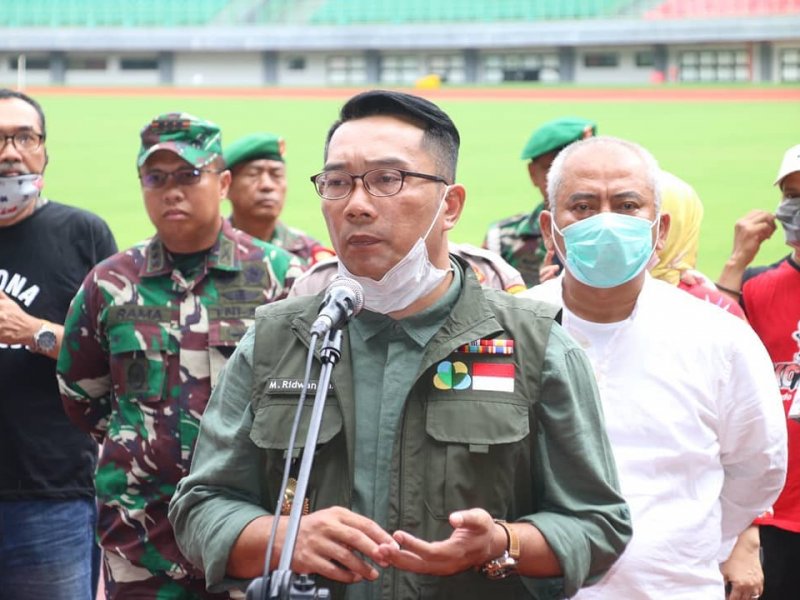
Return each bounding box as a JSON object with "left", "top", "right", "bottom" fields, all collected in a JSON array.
[
  {"left": 310, "top": 168, "right": 448, "bottom": 200},
  {"left": 139, "top": 168, "right": 221, "bottom": 189},
  {"left": 0, "top": 131, "right": 44, "bottom": 153}
]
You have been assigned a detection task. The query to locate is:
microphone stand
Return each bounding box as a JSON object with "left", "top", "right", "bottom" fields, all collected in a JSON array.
[{"left": 247, "top": 329, "right": 343, "bottom": 600}]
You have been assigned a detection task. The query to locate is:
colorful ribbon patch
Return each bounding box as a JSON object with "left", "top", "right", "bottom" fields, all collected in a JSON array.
[{"left": 456, "top": 338, "right": 515, "bottom": 355}]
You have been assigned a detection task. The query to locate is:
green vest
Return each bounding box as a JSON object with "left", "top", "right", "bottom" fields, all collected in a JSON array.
[{"left": 251, "top": 264, "right": 558, "bottom": 599}]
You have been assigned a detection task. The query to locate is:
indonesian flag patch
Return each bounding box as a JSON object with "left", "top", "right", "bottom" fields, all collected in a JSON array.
[{"left": 472, "top": 362, "right": 515, "bottom": 393}]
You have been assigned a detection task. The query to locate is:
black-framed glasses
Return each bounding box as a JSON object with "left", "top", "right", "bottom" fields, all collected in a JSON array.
[
  {"left": 310, "top": 168, "right": 448, "bottom": 200},
  {"left": 0, "top": 131, "right": 44, "bottom": 153},
  {"left": 139, "top": 168, "right": 221, "bottom": 189}
]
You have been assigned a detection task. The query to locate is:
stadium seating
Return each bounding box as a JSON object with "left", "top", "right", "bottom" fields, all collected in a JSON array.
[
  {"left": 247, "top": 0, "right": 299, "bottom": 25},
  {"left": 3, "top": 0, "right": 798, "bottom": 27},
  {"left": 0, "top": 0, "right": 229, "bottom": 27},
  {"left": 646, "top": 0, "right": 800, "bottom": 19},
  {"left": 308, "top": 0, "right": 631, "bottom": 25}
]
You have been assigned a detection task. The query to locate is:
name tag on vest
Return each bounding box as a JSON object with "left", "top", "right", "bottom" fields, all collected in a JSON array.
[{"left": 267, "top": 378, "right": 335, "bottom": 395}]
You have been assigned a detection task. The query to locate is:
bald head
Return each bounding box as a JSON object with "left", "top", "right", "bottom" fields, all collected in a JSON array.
[{"left": 547, "top": 136, "right": 662, "bottom": 216}]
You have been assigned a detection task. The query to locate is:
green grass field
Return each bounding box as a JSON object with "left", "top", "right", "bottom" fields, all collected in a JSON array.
[{"left": 35, "top": 88, "right": 800, "bottom": 275}]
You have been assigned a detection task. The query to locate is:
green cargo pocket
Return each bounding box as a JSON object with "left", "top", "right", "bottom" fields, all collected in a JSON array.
[
  {"left": 250, "top": 398, "right": 345, "bottom": 512},
  {"left": 250, "top": 399, "right": 344, "bottom": 452},
  {"left": 424, "top": 397, "right": 530, "bottom": 520},
  {"left": 416, "top": 570, "right": 530, "bottom": 600},
  {"left": 108, "top": 322, "right": 171, "bottom": 404}
]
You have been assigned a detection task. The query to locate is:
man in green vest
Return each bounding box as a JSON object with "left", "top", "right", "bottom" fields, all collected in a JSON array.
[{"left": 169, "top": 91, "right": 631, "bottom": 600}]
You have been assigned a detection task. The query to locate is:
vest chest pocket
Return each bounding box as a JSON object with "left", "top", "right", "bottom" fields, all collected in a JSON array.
[
  {"left": 107, "top": 321, "right": 174, "bottom": 404},
  {"left": 250, "top": 400, "right": 344, "bottom": 450},
  {"left": 250, "top": 398, "right": 345, "bottom": 511},
  {"left": 424, "top": 397, "right": 530, "bottom": 520}
]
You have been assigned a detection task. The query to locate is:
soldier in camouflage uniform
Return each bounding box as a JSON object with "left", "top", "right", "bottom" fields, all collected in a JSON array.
[
  {"left": 57, "top": 113, "right": 303, "bottom": 599},
  {"left": 224, "top": 132, "right": 334, "bottom": 265},
  {"left": 483, "top": 117, "right": 596, "bottom": 288},
  {"left": 289, "top": 241, "right": 527, "bottom": 297}
]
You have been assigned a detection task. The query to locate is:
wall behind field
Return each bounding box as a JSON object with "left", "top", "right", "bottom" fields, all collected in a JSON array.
[
  {"left": 173, "top": 52, "right": 263, "bottom": 86},
  {"left": 2, "top": 13, "right": 800, "bottom": 85}
]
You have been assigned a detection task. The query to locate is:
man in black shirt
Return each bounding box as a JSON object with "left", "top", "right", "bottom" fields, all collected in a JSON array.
[{"left": 0, "top": 89, "right": 117, "bottom": 599}]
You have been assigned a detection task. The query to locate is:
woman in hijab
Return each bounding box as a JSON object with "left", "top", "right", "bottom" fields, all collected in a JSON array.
[{"left": 650, "top": 171, "right": 745, "bottom": 319}]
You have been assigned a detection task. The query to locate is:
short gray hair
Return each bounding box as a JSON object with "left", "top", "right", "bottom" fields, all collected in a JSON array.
[{"left": 547, "top": 136, "right": 663, "bottom": 215}]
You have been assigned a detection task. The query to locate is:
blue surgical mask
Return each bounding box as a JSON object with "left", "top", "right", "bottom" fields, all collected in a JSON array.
[{"left": 553, "top": 212, "right": 659, "bottom": 288}]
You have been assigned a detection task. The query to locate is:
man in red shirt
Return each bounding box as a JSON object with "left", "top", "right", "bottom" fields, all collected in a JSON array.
[{"left": 718, "top": 143, "right": 800, "bottom": 599}]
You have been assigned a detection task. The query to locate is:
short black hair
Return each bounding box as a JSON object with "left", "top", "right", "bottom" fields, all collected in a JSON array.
[
  {"left": 0, "top": 88, "right": 47, "bottom": 138},
  {"left": 324, "top": 89, "right": 460, "bottom": 182}
]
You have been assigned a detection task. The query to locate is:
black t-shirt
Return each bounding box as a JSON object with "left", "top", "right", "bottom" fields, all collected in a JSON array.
[{"left": 0, "top": 201, "right": 117, "bottom": 500}]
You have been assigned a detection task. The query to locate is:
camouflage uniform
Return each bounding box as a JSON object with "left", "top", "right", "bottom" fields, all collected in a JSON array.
[
  {"left": 57, "top": 220, "right": 302, "bottom": 598},
  {"left": 484, "top": 117, "right": 596, "bottom": 289},
  {"left": 228, "top": 216, "right": 333, "bottom": 266},
  {"left": 224, "top": 132, "right": 335, "bottom": 268},
  {"left": 483, "top": 202, "right": 547, "bottom": 288},
  {"left": 289, "top": 242, "right": 526, "bottom": 297}
]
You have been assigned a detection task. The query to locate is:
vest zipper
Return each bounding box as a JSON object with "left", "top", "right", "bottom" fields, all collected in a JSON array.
[{"left": 391, "top": 397, "right": 410, "bottom": 600}]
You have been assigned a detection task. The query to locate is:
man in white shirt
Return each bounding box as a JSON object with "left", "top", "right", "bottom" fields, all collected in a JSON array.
[{"left": 521, "top": 135, "right": 787, "bottom": 599}]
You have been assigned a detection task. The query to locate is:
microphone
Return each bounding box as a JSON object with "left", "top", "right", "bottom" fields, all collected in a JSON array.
[{"left": 309, "top": 276, "right": 364, "bottom": 336}]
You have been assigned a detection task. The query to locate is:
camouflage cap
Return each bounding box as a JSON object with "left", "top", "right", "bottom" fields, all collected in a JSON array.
[
  {"left": 520, "top": 117, "right": 597, "bottom": 161},
  {"left": 224, "top": 133, "right": 286, "bottom": 170},
  {"left": 137, "top": 112, "right": 222, "bottom": 168}
]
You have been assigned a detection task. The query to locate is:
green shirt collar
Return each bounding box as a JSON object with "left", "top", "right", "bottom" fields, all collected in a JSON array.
[{"left": 352, "top": 260, "right": 463, "bottom": 348}]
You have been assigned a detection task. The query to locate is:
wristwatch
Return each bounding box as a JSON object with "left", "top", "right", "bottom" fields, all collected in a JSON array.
[
  {"left": 31, "top": 321, "right": 57, "bottom": 354},
  {"left": 480, "top": 519, "right": 520, "bottom": 580}
]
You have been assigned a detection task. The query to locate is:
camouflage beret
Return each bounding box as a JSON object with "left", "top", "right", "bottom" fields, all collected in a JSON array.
[
  {"left": 520, "top": 117, "right": 597, "bottom": 161},
  {"left": 137, "top": 112, "right": 222, "bottom": 168},
  {"left": 224, "top": 133, "right": 286, "bottom": 170}
]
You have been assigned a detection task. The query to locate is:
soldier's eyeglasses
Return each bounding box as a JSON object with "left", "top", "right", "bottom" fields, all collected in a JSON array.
[
  {"left": 139, "top": 168, "right": 221, "bottom": 189},
  {"left": 310, "top": 168, "right": 448, "bottom": 200},
  {"left": 0, "top": 131, "right": 44, "bottom": 153}
]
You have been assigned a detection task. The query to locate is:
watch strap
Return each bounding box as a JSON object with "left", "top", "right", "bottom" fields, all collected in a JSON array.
[
  {"left": 479, "top": 519, "right": 520, "bottom": 579},
  {"left": 495, "top": 520, "right": 520, "bottom": 560}
]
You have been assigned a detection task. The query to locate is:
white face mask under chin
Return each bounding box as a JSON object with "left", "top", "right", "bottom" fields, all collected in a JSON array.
[{"left": 338, "top": 186, "right": 452, "bottom": 315}]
